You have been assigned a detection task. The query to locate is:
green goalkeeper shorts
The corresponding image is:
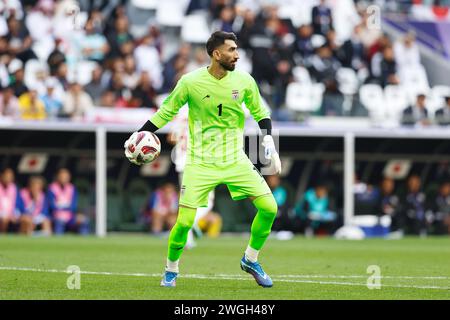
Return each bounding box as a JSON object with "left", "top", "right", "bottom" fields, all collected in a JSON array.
[{"left": 179, "top": 158, "right": 272, "bottom": 208}]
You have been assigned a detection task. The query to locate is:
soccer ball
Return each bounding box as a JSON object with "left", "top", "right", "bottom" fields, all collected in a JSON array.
[{"left": 126, "top": 131, "right": 161, "bottom": 164}]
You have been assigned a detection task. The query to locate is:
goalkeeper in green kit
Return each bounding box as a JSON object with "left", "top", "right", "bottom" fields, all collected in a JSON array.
[{"left": 124, "top": 31, "right": 281, "bottom": 288}]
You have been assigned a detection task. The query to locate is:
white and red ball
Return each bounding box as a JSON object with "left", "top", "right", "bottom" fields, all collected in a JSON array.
[{"left": 127, "top": 131, "right": 161, "bottom": 164}]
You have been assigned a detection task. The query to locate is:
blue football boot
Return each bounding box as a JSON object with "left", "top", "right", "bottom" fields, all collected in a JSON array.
[
  {"left": 160, "top": 271, "right": 178, "bottom": 287},
  {"left": 240, "top": 255, "right": 273, "bottom": 288}
]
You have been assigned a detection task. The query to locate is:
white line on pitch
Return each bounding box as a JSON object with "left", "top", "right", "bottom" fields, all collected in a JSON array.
[{"left": 0, "top": 266, "right": 448, "bottom": 291}]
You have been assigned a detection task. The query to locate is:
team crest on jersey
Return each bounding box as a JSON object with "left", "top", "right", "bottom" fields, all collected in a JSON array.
[{"left": 232, "top": 89, "right": 239, "bottom": 100}]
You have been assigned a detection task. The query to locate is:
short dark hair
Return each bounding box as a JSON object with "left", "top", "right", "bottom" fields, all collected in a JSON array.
[{"left": 206, "top": 31, "right": 237, "bottom": 57}]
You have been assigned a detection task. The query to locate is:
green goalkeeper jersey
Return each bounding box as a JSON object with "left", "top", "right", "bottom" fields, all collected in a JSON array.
[{"left": 150, "top": 67, "right": 270, "bottom": 165}]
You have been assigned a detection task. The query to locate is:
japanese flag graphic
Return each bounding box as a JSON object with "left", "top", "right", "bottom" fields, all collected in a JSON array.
[
  {"left": 140, "top": 156, "right": 171, "bottom": 177},
  {"left": 383, "top": 159, "right": 411, "bottom": 180},
  {"left": 18, "top": 153, "right": 48, "bottom": 174}
]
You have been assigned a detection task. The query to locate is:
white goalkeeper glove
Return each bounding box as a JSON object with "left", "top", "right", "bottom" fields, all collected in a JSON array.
[
  {"left": 261, "top": 135, "right": 281, "bottom": 175},
  {"left": 124, "top": 131, "right": 143, "bottom": 165}
]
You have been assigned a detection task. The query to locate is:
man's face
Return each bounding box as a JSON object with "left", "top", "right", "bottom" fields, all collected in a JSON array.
[
  {"left": 1, "top": 169, "right": 14, "bottom": 184},
  {"left": 408, "top": 176, "right": 421, "bottom": 193},
  {"left": 381, "top": 178, "right": 394, "bottom": 194},
  {"left": 215, "top": 39, "right": 239, "bottom": 71},
  {"left": 57, "top": 170, "right": 71, "bottom": 185}
]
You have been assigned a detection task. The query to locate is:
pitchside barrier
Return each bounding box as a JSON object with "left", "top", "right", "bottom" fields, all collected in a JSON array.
[{"left": 1, "top": 114, "right": 450, "bottom": 236}]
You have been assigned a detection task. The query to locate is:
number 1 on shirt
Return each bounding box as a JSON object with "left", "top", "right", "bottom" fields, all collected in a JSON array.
[{"left": 217, "top": 104, "right": 223, "bottom": 116}]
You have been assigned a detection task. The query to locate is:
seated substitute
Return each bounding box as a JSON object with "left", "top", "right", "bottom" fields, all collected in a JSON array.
[
  {"left": 47, "top": 168, "right": 89, "bottom": 235},
  {"left": 20, "top": 176, "right": 52, "bottom": 236}
]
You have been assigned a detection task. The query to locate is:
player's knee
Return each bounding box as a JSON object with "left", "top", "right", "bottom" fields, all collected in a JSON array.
[
  {"left": 175, "top": 206, "right": 196, "bottom": 230},
  {"left": 254, "top": 194, "right": 278, "bottom": 216}
]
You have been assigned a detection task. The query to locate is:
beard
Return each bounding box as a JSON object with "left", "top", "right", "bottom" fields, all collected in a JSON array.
[{"left": 219, "top": 60, "right": 236, "bottom": 71}]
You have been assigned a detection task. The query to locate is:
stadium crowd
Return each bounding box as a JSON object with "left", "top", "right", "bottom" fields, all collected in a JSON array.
[{"left": 0, "top": 0, "right": 449, "bottom": 123}]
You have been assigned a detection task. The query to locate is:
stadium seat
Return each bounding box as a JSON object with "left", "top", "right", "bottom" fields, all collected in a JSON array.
[
  {"left": 68, "top": 60, "right": 97, "bottom": 86},
  {"left": 285, "top": 82, "right": 324, "bottom": 113},
  {"left": 399, "top": 64, "right": 430, "bottom": 94},
  {"left": 359, "top": 84, "right": 385, "bottom": 120},
  {"left": 156, "top": 0, "right": 189, "bottom": 27},
  {"left": 181, "top": 13, "right": 211, "bottom": 43},
  {"left": 292, "top": 66, "right": 311, "bottom": 85},
  {"left": 384, "top": 85, "right": 410, "bottom": 120},
  {"left": 427, "top": 85, "right": 450, "bottom": 116},
  {"left": 24, "top": 59, "right": 48, "bottom": 90},
  {"left": 131, "top": 0, "right": 158, "bottom": 10}
]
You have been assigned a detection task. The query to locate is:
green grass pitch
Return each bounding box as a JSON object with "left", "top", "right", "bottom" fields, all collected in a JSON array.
[{"left": 0, "top": 235, "right": 449, "bottom": 300}]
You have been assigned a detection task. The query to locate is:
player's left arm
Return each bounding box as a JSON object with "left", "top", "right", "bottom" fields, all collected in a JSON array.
[{"left": 244, "top": 75, "right": 281, "bottom": 174}]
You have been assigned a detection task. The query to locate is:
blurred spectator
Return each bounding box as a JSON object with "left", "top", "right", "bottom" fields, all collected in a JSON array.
[
  {"left": 432, "top": 181, "right": 450, "bottom": 235},
  {"left": 309, "top": 44, "right": 341, "bottom": 83},
  {"left": 5, "top": 16, "right": 36, "bottom": 63},
  {"left": 40, "top": 77, "right": 63, "bottom": 119},
  {"left": 354, "top": 174, "right": 380, "bottom": 215},
  {"left": 196, "top": 209, "right": 223, "bottom": 238},
  {"left": 266, "top": 175, "right": 291, "bottom": 232},
  {"left": 18, "top": 87, "right": 47, "bottom": 120},
  {"left": 434, "top": 95, "right": 450, "bottom": 126},
  {"left": 78, "top": 16, "right": 110, "bottom": 63},
  {"left": 367, "top": 33, "right": 392, "bottom": 66},
  {"left": 134, "top": 33, "right": 163, "bottom": 91},
  {"left": 25, "top": 0, "right": 55, "bottom": 42},
  {"left": 161, "top": 45, "right": 190, "bottom": 93},
  {"left": 294, "top": 24, "right": 315, "bottom": 64},
  {"left": 393, "top": 31, "right": 421, "bottom": 75},
  {"left": 106, "top": 15, "right": 134, "bottom": 59},
  {"left": 8, "top": 58, "right": 28, "bottom": 96},
  {"left": 99, "top": 89, "right": 117, "bottom": 107},
  {"left": 131, "top": 71, "right": 157, "bottom": 109},
  {"left": 273, "top": 59, "right": 293, "bottom": 109},
  {"left": 212, "top": 5, "right": 235, "bottom": 33},
  {"left": 371, "top": 45, "right": 400, "bottom": 87},
  {"left": 325, "top": 29, "right": 340, "bottom": 58},
  {"left": 62, "top": 82, "right": 94, "bottom": 119},
  {"left": 144, "top": 182, "right": 178, "bottom": 234},
  {"left": 338, "top": 24, "right": 366, "bottom": 71},
  {"left": 358, "top": 9, "right": 383, "bottom": 49},
  {"left": 84, "top": 64, "right": 106, "bottom": 105},
  {"left": 186, "top": 47, "right": 209, "bottom": 73},
  {"left": 378, "top": 177, "right": 402, "bottom": 231},
  {"left": 47, "top": 168, "right": 89, "bottom": 235},
  {"left": 19, "top": 175, "right": 52, "bottom": 236},
  {"left": 401, "top": 93, "right": 431, "bottom": 126},
  {"left": 0, "top": 168, "right": 24, "bottom": 233},
  {"left": 294, "top": 182, "right": 337, "bottom": 236},
  {"left": 0, "top": 84, "right": 20, "bottom": 117},
  {"left": 312, "top": 0, "right": 334, "bottom": 36},
  {"left": 55, "top": 62, "right": 69, "bottom": 90},
  {"left": 47, "top": 38, "right": 66, "bottom": 76},
  {"left": 122, "top": 55, "right": 139, "bottom": 89},
  {"left": 401, "top": 174, "right": 428, "bottom": 236},
  {"left": 235, "top": 8, "right": 256, "bottom": 50}
]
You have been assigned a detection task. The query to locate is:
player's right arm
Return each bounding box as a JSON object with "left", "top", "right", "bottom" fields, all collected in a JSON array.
[{"left": 124, "top": 76, "right": 189, "bottom": 163}]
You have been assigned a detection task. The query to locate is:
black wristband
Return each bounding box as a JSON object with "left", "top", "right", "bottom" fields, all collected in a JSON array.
[
  {"left": 138, "top": 120, "right": 159, "bottom": 133},
  {"left": 258, "top": 118, "right": 272, "bottom": 136}
]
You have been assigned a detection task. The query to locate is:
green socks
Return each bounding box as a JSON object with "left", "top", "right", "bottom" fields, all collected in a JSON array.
[
  {"left": 249, "top": 194, "right": 278, "bottom": 250},
  {"left": 167, "top": 206, "right": 196, "bottom": 262},
  {"left": 166, "top": 193, "right": 277, "bottom": 267}
]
